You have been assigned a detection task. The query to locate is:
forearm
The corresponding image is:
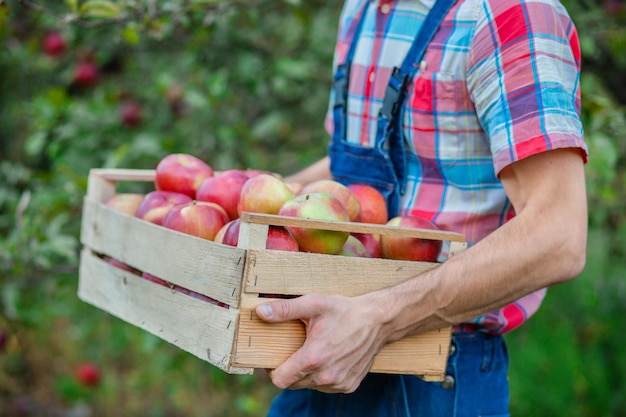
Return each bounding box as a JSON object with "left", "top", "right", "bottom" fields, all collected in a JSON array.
[
  {"left": 367, "top": 149, "right": 588, "bottom": 341},
  {"left": 284, "top": 156, "right": 331, "bottom": 185}
]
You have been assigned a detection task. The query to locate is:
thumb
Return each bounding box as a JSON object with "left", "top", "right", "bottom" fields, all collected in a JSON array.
[{"left": 255, "top": 295, "right": 320, "bottom": 323}]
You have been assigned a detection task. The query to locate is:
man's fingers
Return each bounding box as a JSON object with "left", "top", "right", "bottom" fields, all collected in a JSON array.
[{"left": 255, "top": 294, "right": 323, "bottom": 323}]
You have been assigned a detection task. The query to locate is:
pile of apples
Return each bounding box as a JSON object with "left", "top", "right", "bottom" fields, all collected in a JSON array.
[{"left": 105, "top": 153, "right": 442, "bottom": 262}]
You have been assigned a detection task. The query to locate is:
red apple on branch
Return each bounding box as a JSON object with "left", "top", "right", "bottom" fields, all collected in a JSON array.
[
  {"left": 75, "top": 362, "right": 101, "bottom": 388},
  {"left": 380, "top": 215, "right": 442, "bottom": 262},
  {"left": 278, "top": 192, "right": 350, "bottom": 255},
  {"left": 155, "top": 153, "right": 214, "bottom": 198},
  {"left": 42, "top": 31, "right": 66, "bottom": 57}
]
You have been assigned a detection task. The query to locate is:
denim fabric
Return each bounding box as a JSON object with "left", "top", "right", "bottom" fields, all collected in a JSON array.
[{"left": 266, "top": 331, "right": 510, "bottom": 417}]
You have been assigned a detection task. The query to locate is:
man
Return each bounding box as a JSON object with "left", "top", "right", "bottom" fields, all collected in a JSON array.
[{"left": 257, "top": 0, "right": 588, "bottom": 415}]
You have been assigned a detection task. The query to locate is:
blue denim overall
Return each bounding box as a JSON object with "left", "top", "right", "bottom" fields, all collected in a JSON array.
[
  {"left": 329, "top": 0, "right": 456, "bottom": 218},
  {"left": 267, "top": 1, "right": 510, "bottom": 415}
]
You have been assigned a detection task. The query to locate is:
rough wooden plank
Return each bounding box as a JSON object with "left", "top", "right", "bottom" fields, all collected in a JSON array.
[
  {"left": 244, "top": 249, "right": 440, "bottom": 297},
  {"left": 232, "top": 298, "right": 450, "bottom": 380},
  {"left": 240, "top": 212, "right": 465, "bottom": 242},
  {"left": 81, "top": 199, "right": 245, "bottom": 307},
  {"left": 78, "top": 249, "right": 251, "bottom": 374}
]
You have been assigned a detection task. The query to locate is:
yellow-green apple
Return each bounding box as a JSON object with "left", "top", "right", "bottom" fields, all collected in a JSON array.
[
  {"left": 162, "top": 201, "right": 229, "bottom": 241},
  {"left": 340, "top": 234, "right": 372, "bottom": 257},
  {"left": 155, "top": 153, "right": 214, "bottom": 198},
  {"left": 105, "top": 193, "right": 145, "bottom": 216},
  {"left": 352, "top": 233, "right": 382, "bottom": 258},
  {"left": 300, "top": 180, "right": 361, "bottom": 222},
  {"left": 135, "top": 190, "right": 192, "bottom": 225},
  {"left": 278, "top": 192, "right": 350, "bottom": 254},
  {"left": 380, "top": 215, "right": 442, "bottom": 262},
  {"left": 237, "top": 173, "right": 296, "bottom": 216},
  {"left": 196, "top": 169, "right": 249, "bottom": 220},
  {"left": 221, "top": 218, "right": 299, "bottom": 251},
  {"left": 347, "top": 184, "right": 388, "bottom": 224}
]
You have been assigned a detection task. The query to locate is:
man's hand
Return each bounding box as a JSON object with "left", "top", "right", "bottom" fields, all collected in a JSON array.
[{"left": 256, "top": 293, "right": 387, "bottom": 393}]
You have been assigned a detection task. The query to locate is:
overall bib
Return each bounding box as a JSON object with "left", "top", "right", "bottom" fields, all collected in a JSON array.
[{"left": 328, "top": 0, "right": 457, "bottom": 218}]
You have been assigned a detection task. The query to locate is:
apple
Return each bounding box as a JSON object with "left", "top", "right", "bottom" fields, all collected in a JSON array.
[
  {"left": 42, "top": 31, "right": 66, "bottom": 57},
  {"left": 340, "top": 234, "right": 372, "bottom": 258},
  {"left": 162, "top": 200, "right": 229, "bottom": 241},
  {"left": 244, "top": 168, "right": 281, "bottom": 179},
  {"left": 221, "top": 218, "right": 299, "bottom": 251},
  {"left": 352, "top": 232, "right": 382, "bottom": 258},
  {"left": 237, "top": 173, "right": 295, "bottom": 216},
  {"left": 155, "top": 153, "right": 214, "bottom": 198},
  {"left": 300, "top": 180, "right": 361, "bottom": 222},
  {"left": 75, "top": 362, "right": 101, "bottom": 387},
  {"left": 214, "top": 221, "right": 231, "bottom": 244},
  {"left": 278, "top": 192, "right": 350, "bottom": 254},
  {"left": 0, "top": 329, "right": 7, "bottom": 352},
  {"left": 120, "top": 100, "right": 142, "bottom": 128},
  {"left": 135, "top": 190, "right": 192, "bottom": 225},
  {"left": 347, "top": 184, "right": 388, "bottom": 224},
  {"left": 380, "top": 215, "right": 442, "bottom": 262},
  {"left": 141, "top": 272, "right": 169, "bottom": 287},
  {"left": 105, "top": 193, "right": 145, "bottom": 216},
  {"left": 196, "top": 169, "right": 249, "bottom": 220},
  {"left": 107, "top": 256, "right": 141, "bottom": 275},
  {"left": 73, "top": 60, "right": 99, "bottom": 88}
]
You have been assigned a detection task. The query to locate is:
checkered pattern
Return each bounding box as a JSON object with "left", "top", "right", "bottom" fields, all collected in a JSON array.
[{"left": 326, "top": 0, "right": 588, "bottom": 334}]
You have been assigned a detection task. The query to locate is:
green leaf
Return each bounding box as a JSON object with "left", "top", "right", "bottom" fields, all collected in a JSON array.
[
  {"left": 65, "top": 0, "right": 78, "bottom": 12},
  {"left": 79, "top": 0, "right": 122, "bottom": 19}
]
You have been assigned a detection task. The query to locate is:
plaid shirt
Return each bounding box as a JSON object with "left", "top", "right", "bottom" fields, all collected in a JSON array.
[{"left": 326, "top": 0, "right": 588, "bottom": 333}]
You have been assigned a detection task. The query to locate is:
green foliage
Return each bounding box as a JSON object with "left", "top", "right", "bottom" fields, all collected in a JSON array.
[{"left": 1, "top": 0, "right": 626, "bottom": 416}]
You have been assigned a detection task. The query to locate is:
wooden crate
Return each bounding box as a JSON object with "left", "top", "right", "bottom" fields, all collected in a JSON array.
[{"left": 78, "top": 169, "right": 467, "bottom": 381}]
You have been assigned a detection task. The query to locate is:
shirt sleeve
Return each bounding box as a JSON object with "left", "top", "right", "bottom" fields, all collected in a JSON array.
[{"left": 467, "top": 0, "right": 588, "bottom": 175}]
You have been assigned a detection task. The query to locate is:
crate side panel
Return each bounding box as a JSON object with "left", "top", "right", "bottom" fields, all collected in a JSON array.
[
  {"left": 81, "top": 198, "right": 245, "bottom": 306},
  {"left": 233, "top": 302, "right": 449, "bottom": 379},
  {"left": 244, "top": 250, "right": 439, "bottom": 297},
  {"left": 78, "top": 249, "right": 250, "bottom": 374}
]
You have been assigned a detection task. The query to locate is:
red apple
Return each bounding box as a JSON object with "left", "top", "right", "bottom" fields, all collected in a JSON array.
[
  {"left": 106, "top": 256, "right": 141, "bottom": 274},
  {"left": 75, "top": 362, "right": 101, "bottom": 387},
  {"left": 214, "top": 221, "right": 231, "bottom": 244},
  {"left": 221, "top": 218, "right": 299, "bottom": 251},
  {"left": 141, "top": 272, "right": 169, "bottom": 287},
  {"left": 352, "top": 233, "right": 382, "bottom": 258},
  {"left": 105, "top": 193, "right": 145, "bottom": 216},
  {"left": 340, "top": 234, "right": 372, "bottom": 258},
  {"left": 380, "top": 215, "right": 442, "bottom": 262},
  {"left": 42, "top": 31, "right": 66, "bottom": 57},
  {"left": 237, "top": 173, "right": 295, "bottom": 216},
  {"left": 73, "top": 60, "right": 99, "bottom": 87},
  {"left": 196, "top": 169, "right": 249, "bottom": 220},
  {"left": 155, "top": 153, "right": 214, "bottom": 198},
  {"left": 347, "top": 184, "right": 388, "bottom": 224},
  {"left": 120, "top": 100, "right": 142, "bottom": 128},
  {"left": 300, "top": 180, "right": 361, "bottom": 222},
  {"left": 278, "top": 192, "right": 350, "bottom": 254},
  {"left": 162, "top": 200, "right": 229, "bottom": 241},
  {"left": 135, "top": 190, "right": 192, "bottom": 225}
]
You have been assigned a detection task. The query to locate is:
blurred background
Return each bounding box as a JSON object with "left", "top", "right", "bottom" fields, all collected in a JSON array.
[{"left": 1, "top": 0, "right": 625, "bottom": 416}]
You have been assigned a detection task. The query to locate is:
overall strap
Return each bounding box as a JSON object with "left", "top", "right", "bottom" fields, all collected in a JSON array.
[
  {"left": 333, "top": 1, "right": 371, "bottom": 140},
  {"left": 380, "top": 0, "right": 458, "bottom": 122}
]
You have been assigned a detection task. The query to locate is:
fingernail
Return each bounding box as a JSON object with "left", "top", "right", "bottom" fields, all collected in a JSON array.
[{"left": 258, "top": 303, "right": 273, "bottom": 318}]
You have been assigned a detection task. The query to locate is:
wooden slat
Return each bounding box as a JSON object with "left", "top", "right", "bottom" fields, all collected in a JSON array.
[
  {"left": 244, "top": 249, "right": 439, "bottom": 297},
  {"left": 80, "top": 198, "right": 245, "bottom": 307},
  {"left": 78, "top": 249, "right": 251, "bottom": 374},
  {"left": 240, "top": 212, "right": 465, "bottom": 242},
  {"left": 233, "top": 298, "right": 450, "bottom": 380}
]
